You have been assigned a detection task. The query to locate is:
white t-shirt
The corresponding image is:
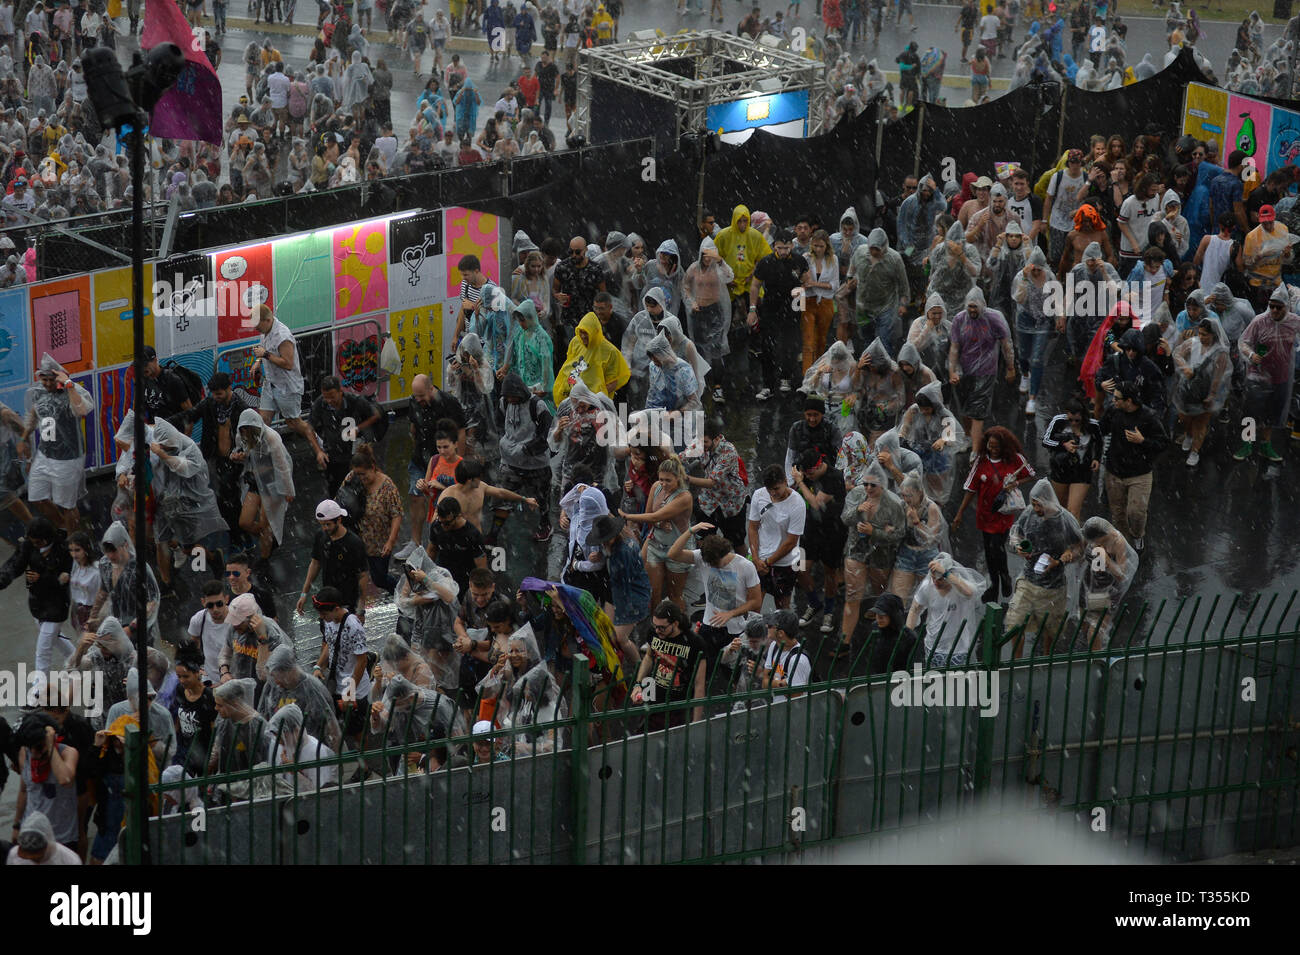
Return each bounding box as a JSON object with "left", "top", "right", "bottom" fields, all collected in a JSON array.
[
  {"left": 690, "top": 550, "right": 760, "bottom": 635},
  {"left": 979, "top": 13, "right": 1000, "bottom": 40},
  {"left": 748, "top": 488, "right": 807, "bottom": 567},
  {"left": 1117, "top": 193, "right": 1160, "bottom": 255},
  {"left": 261, "top": 318, "right": 303, "bottom": 394},
  {"left": 69, "top": 562, "right": 99, "bottom": 607},
  {"left": 269, "top": 734, "right": 338, "bottom": 789},
  {"left": 267, "top": 71, "right": 291, "bottom": 109},
  {"left": 763, "top": 641, "right": 811, "bottom": 687},
  {"left": 912, "top": 578, "right": 982, "bottom": 665},
  {"left": 323, "top": 614, "right": 371, "bottom": 699},
  {"left": 188, "top": 609, "right": 233, "bottom": 685},
  {"left": 1005, "top": 193, "right": 1038, "bottom": 234},
  {"left": 1046, "top": 169, "right": 1087, "bottom": 233}
]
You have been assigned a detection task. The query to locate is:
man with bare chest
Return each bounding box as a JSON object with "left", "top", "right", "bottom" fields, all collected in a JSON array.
[{"left": 437, "top": 458, "right": 539, "bottom": 545}]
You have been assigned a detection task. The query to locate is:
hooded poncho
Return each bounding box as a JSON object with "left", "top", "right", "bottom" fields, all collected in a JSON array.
[
  {"left": 912, "top": 553, "right": 988, "bottom": 667},
  {"left": 899, "top": 379, "right": 963, "bottom": 502},
  {"left": 554, "top": 312, "right": 631, "bottom": 406},
  {"left": 236, "top": 408, "right": 294, "bottom": 543},
  {"left": 150, "top": 419, "right": 229, "bottom": 546},
  {"left": 504, "top": 298, "right": 555, "bottom": 409},
  {"left": 1008, "top": 480, "right": 1085, "bottom": 622},
  {"left": 927, "top": 220, "right": 983, "bottom": 316}
]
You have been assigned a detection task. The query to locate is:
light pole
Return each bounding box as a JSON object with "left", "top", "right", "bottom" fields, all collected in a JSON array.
[{"left": 82, "top": 41, "right": 185, "bottom": 865}]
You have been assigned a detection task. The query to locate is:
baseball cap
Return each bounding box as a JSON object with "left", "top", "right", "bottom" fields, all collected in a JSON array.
[
  {"left": 472, "top": 720, "right": 493, "bottom": 736},
  {"left": 315, "top": 499, "right": 348, "bottom": 521},
  {"left": 142, "top": 345, "right": 157, "bottom": 360},
  {"left": 1259, "top": 204, "right": 1276, "bottom": 222},
  {"left": 226, "top": 592, "right": 261, "bottom": 627},
  {"left": 973, "top": 175, "right": 993, "bottom": 189}
]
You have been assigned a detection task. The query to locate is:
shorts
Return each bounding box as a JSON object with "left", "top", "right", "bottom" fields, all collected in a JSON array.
[
  {"left": 894, "top": 544, "right": 937, "bottom": 575},
  {"left": 698, "top": 504, "right": 747, "bottom": 553},
  {"left": 433, "top": 37, "right": 446, "bottom": 49},
  {"left": 955, "top": 373, "right": 995, "bottom": 420},
  {"left": 803, "top": 521, "right": 846, "bottom": 566},
  {"left": 258, "top": 381, "right": 304, "bottom": 420},
  {"left": 758, "top": 563, "right": 797, "bottom": 600},
  {"left": 407, "top": 460, "right": 426, "bottom": 496},
  {"left": 1243, "top": 378, "right": 1290, "bottom": 429},
  {"left": 644, "top": 528, "right": 693, "bottom": 574},
  {"left": 28, "top": 453, "right": 84, "bottom": 509},
  {"left": 1048, "top": 454, "right": 1093, "bottom": 486},
  {"left": 499, "top": 463, "right": 551, "bottom": 506},
  {"left": 843, "top": 558, "right": 868, "bottom": 602}
]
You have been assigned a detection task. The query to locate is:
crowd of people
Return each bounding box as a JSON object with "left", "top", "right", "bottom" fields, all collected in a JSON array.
[{"left": 2, "top": 0, "right": 1300, "bottom": 866}]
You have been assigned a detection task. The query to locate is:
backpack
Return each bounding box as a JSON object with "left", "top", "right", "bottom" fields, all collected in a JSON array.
[
  {"left": 335, "top": 472, "right": 366, "bottom": 532},
  {"left": 772, "top": 641, "right": 820, "bottom": 685},
  {"left": 164, "top": 359, "right": 205, "bottom": 406}
]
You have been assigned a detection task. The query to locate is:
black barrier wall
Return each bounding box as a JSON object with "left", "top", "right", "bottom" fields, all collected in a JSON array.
[{"left": 40, "top": 49, "right": 1211, "bottom": 279}]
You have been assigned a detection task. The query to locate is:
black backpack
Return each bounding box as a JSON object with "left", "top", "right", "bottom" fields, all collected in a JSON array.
[
  {"left": 335, "top": 472, "right": 366, "bottom": 533},
  {"left": 164, "top": 360, "right": 205, "bottom": 407}
]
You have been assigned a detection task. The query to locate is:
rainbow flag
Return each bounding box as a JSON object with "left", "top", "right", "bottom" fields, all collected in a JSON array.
[{"left": 521, "top": 578, "right": 624, "bottom": 684}]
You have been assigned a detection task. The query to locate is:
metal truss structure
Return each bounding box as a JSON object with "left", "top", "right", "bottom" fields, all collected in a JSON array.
[{"left": 573, "top": 30, "right": 830, "bottom": 144}]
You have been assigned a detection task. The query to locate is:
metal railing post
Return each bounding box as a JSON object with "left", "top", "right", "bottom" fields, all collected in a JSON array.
[
  {"left": 570, "top": 653, "right": 591, "bottom": 864},
  {"left": 123, "top": 725, "right": 143, "bottom": 865},
  {"left": 973, "top": 602, "right": 1004, "bottom": 798}
]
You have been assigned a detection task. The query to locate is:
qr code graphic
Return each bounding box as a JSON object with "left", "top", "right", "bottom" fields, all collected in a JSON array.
[{"left": 49, "top": 310, "right": 69, "bottom": 349}]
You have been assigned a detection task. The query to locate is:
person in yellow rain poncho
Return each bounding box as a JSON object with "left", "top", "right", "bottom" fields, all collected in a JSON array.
[
  {"left": 592, "top": 4, "right": 614, "bottom": 43},
  {"left": 554, "top": 312, "right": 631, "bottom": 406},
  {"left": 713, "top": 203, "right": 772, "bottom": 307}
]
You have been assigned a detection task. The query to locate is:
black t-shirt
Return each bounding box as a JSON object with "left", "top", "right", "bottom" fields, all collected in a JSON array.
[
  {"left": 171, "top": 683, "right": 217, "bottom": 771},
  {"left": 311, "top": 529, "right": 369, "bottom": 610},
  {"left": 560, "top": 70, "right": 578, "bottom": 105},
  {"left": 310, "top": 393, "right": 375, "bottom": 457},
  {"left": 753, "top": 252, "right": 810, "bottom": 321},
  {"left": 537, "top": 60, "right": 558, "bottom": 93},
  {"left": 142, "top": 368, "right": 189, "bottom": 423},
  {"left": 409, "top": 389, "right": 467, "bottom": 468},
  {"left": 428, "top": 520, "right": 486, "bottom": 595},
  {"left": 648, "top": 630, "right": 701, "bottom": 703}
]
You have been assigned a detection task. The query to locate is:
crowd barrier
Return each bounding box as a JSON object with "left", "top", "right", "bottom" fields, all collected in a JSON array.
[{"left": 138, "top": 592, "right": 1300, "bottom": 864}]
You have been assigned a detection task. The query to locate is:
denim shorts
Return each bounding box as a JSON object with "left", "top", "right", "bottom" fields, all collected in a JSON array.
[
  {"left": 895, "top": 545, "right": 938, "bottom": 575},
  {"left": 407, "top": 460, "right": 426, "bottom": 496},
  {"left": 258, "top": 381, "right": 304, "bottom": 420}
]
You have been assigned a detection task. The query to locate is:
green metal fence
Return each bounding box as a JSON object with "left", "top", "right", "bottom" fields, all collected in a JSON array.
[{"left": 131, "top": 591, "right": 1300, "bottom": 864}]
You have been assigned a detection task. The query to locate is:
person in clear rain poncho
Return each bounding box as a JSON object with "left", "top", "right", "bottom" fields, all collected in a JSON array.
[
  {"left": 266, "top": 703, "right": 338, "bottom": 792},
  {"left": 898, "top": 380, "right": 963, "bottom": 502},
  {"left": 501, "top": 298, "right": 555, "bottom": 413},
  {"left": 871, "top": 426, "right": 923, "bottom": 492},
  {"left": 927, "top": 220, "right": 983, "bottom": 318},
  {"left": 446, "top": 332, "right": 498, "bottom": 461},
  {"left": 853, "top": 337, "right": 905, "bottom": 443},
  {"left": 645, "top": 330, "right": 701, "bottom": 429},
  {"left": 1172, "top": 316, "right": 1233, "bottom": 466},
  {"left": 369, "top": 673, "right": 463, "bottom": 772},
  {"left": 642, "top": 238, "right": 687, "bottom": 318},
  {"left": 104, "top": 665, "right": 177, "bottom": 770},
  {"left": 622, "top": 286, "right": 674, "bottom": 389},
  {"left": 109, "top": 410, "right": 159, "bottom": 527},
  {"left": 905, "top": 553, "right": 988, "bottom": 668},
  {"left": 372, "top": 633, "right": 435, "bottom": 696},
  {"left": 341, "top": 50, "right": 373, "bottom": 117},
  {"left": 258, "top": 643, "right": 342, "bottom": 752},
  {"left": 208, "top": 677, "right": 269, "bottom": 788},
  {"left": 393, "top": 542, "right": 461, "bottom": 691},
  {"left": 70, "top": 616, "right": 134, "bottom": 729},
  {"left": 658, "top": 316, "right": 709, "bottom": 403},
  {"left": 907, "top": 293, "right": 952, "bottom": 382},
  {"left": 23, "top": 353, "right": 94, "bottom": 534},
  {"left": 477, "top": 624, "right": 564, "bottom": 754},
  {"left": 1077, "top": 516, "right": 1139, "bottom": 651},
  {"left": 149, "top": 419, "right": 229, "bottom": 589},
  {"left": 838, "top": 460, "right": 906, "bottom": 652},
  {"left": 895, "top": 339, "right": 937, "bottom": 409},
  {"left": 890, "top": 471, "right": 950, "bottom": 604},
  {"left": 88, "top": 521, "right": 160, "bottom": 645},
  {"left": 802, "top": 340, "right": 859, "bottom": 410},
  {"left": 681, "top": 236, "right": 734, "bottom": 369},
  {"left": 234, "top": 408, "right": 294, "bottom": 559},
  {"left": 1005, "top": 480, "right": 1084, "bottom": 658},
  {"left": 551, "top": 381, "right": 615, "bottom": 492}
]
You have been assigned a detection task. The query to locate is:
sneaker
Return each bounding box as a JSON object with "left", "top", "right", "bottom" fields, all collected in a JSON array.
[
  {"left": 1025, "top": 397, "right": 1037, "bottom": 415},
  {"left": 1260, "top": 440, "right": 1283, "bottom": 463},
  {"left": 1181, "top": 434, "right": 1193, "bottom": 452},
  {"left": 756, "top": 387, "right": 773, "bottom": 401},
  {"left": 532, "top": 524, "right": 553, "bottom": 542},
  {"left": 820, "top": 612, "right": 835, "bottom": 634},
  {"left": 712, "top": 385, "right": 726, "bottom": 403},
  {"left": 1019, "top": 375, "right": 1029, "bottom": 394},
  {"left": 1186, "top": 450, "right": 1199, "bottom": 467},
  {"left": 799, "top": 601, "right": 821, "bottom": 627},
  {"left": 1133, "top": 537, "right": 1145, "bottom": 553},
  {"left": 779, "top": 379, "right": 792, "bottom": 394},
  {"left": 1233, "top": 441, "right": 1254, "bottom": 461}
]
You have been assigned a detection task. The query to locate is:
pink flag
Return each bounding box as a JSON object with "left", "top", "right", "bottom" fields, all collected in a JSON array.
[{"left": 141, "top": 0, "right": 222, "bottom": 145}]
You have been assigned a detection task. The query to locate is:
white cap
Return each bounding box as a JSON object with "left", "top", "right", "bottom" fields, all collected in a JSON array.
[
  {"left": 226, "top": 592, "right": 261, "bottom": 627},
  {"left": 315, "top": 499, "right": 348, "bottom": 521},
  {"left": 473, "top": 720, "right": 493, "bottom": 736}
]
